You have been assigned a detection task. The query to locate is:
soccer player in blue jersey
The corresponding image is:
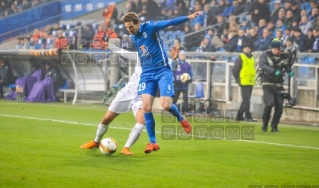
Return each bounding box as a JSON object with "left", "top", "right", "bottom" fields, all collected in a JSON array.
[{"left": 123, "top": 11, "right": 202, "bottom": 153}]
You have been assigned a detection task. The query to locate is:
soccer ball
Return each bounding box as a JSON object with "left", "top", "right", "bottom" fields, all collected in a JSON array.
[
  {"left": 180, "top": 73, "right": 190, "bottom": 83},
  {"left": 99, "top": 137, "right": 118, "bottom": 155}
]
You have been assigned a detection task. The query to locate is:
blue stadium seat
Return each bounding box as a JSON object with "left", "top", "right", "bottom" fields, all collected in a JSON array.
[
  {"left": 300, "top": 56, "right": 316, "bottom": 75},
  {"left": 159, "top": 30, "right": 165, "bottom": 36},
  {"left": 231, "top": 56, "right": 238, "bottom": 62}
]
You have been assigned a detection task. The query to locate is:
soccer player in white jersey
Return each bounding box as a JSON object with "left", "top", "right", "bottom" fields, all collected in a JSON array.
[{"left": 80, "top": 48, "right": 180, "bottom": 156}]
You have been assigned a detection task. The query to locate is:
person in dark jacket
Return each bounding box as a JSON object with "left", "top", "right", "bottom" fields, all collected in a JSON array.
[
  {"left": 0, "top": 59, "right": 14, "bottom": 98},
  {"left": 232, "top": 43, "right": 257, "bottom": 122}
]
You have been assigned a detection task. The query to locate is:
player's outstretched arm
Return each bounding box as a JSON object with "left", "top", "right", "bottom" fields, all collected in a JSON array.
[{"left": 153, "top": 11, "right": 202, "bottom": 31}]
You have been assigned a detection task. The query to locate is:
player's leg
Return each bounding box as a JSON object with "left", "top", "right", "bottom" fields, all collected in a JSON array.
[
  {"left": 81, "top": 89, "right": 132, "bottom": 149},
  {"left": 121, "top": 106, "right": 145, "bottom": 156},
  {"left": 137, "top": 75, "right": 160, "bottom": 153},
  {"left": 81, "top": 110, "right": 119, "bottom": 149},
  {"left": 158, "top": 69, "right": 192, "bottom": 133}
]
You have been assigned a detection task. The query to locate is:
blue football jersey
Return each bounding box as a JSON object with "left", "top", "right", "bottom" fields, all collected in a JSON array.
[{"left": 131, "top": 16, "right": 188, "bottom": 72}]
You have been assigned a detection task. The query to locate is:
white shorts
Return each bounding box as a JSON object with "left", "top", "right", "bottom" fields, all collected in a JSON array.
[
  {"left": 108, "top": 89, "right": 142, "bottom": 118},
  {"left": 108, "top": 88, "right": 134, "bottom": 114},
  {"left": 131, "top": 95, "right": 143, "bottom": 118}
]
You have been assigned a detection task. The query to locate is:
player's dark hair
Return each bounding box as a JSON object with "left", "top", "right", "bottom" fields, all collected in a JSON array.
[{"left": 123, "top": 12, "right": 139, "bottom": 24}]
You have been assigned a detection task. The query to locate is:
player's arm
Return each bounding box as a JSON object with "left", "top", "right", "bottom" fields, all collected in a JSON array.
[{"left": 152, "top": 11, "right": 202, "bottom": 31}]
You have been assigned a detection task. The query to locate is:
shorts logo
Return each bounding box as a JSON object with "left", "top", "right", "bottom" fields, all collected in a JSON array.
[
  {"left": 167, "top": 84, "right": 172, "bottom": 93},
  {"left": 143, "top": 32, "right": 148, "bottom": 38}
]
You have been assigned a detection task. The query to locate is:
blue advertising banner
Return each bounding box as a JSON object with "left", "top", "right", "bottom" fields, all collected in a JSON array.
[{"left": 61, "top": 0, "right": 121, "bottom": 20}]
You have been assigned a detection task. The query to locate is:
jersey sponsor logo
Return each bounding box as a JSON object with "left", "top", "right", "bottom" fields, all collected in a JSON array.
[
  {"left": 139, "top": 45, "right": 150, "bottom": 57},
  {"left": 143, "top": 32, "right": 148, "bottom": 38}
]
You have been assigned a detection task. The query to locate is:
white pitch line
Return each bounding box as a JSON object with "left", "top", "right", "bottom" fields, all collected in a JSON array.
[{"left": 1, "top": 113, "right": 319, "bottom": 151}]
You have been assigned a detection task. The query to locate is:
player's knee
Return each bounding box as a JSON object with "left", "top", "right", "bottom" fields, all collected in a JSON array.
[
  {"left": 161, "top": 101, "right": 172, "bottom": 111},
  {"left": 142, "top": 104, "right": 152, "bottom": 112}
]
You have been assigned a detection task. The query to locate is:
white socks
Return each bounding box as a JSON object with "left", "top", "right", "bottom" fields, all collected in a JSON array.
[
  {"left": 94, "top": 123, "right": 109, "bottom": 143},
  {"left": 124, "top": 123, "right": 144, "bottom": 148}
]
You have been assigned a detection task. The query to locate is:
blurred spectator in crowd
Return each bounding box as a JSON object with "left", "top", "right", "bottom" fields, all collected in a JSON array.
[
  {"left": 249, "top": 0, "right": 270, "bottom": 24},
  {"left": 283, "top": 0, "right": 292, "bottom": 12},
  {"left": 55, "top": 30, "right": 69, "bottom": 49},
  {"left": 267, "top": 21, "right": 276, "bottom": 37},
  {"left": 283, "top": 37, "right": 297, "bottom": 56},
  {"left": 103, "top": 3, "right": 118, "bottom": 28},
  {"left": 309, "top": 7, "right": 318, "bottom": 27},
  {"left": 191, "top": 1, "right": 205, "bottom": 27},
  {"left": 161, "top": 9, "right": 170, "bottom": 20},
  {"left": 172, "top": 50, "right": 193, "bottom": 113},
  {"left": 214, "top": 14, "right": 228, "bottom": 37},
  {"left": 0, "top": 59, "right": 14, "bottom": 98},
  {"left": 270, "top": 0, "right": 282, "bottom": 23},
  {"left": 312, "top": 27, "right": 319, "bottom": 53},
  {"left": 276, "top": 8, "right": 286, "bottom": 24},
  {"left": 45, "top": 24, "right": 53, "bottom": 35},
  {"left": 183, "top": 25, "right": 193, "bottom": 50},
  {"left": 197, "top": 35, "right": 216, "bottom": 52},
  {"left": 254, "top": 28, "right": 273, "bottom": 51},
  {"left": 105, "top": 25, "right": 118, "bottom": 39},
  {"left": 52, "top": 23, "right": 61, "bottom": 32},
  {"left": 284, "top": 9, "right": 294, "bottom": 27},
  {"left": 228, "top": 22, "right": 239, "bottom": 39},
  {"left": 29, "top": 37, "right": 37, "bottom": 50},
  {"left": 305, "top": 28, "right": 315, "bottom": 52},
  {"left": 242, "top": 14, "right": 256, "bottom": 31},
  {"left": 32, "top": 29, "right": 40, "bottom": 41},
  {"left": 117, "top": 2, "right": 133, "bottom": 24},
  {"left": 291, "top": 1, "right": 301, "bottom": 22},
  {"left": 233, "top": 0, "right": 246, "bottom": 16},
  {"left": 275, "top": 29, "right": 283, "bottom": 41},
  {"left": 131, "top": 0, "right": 143, "bottom": 14},
  {"left": 189, "top": 23, "right": 205, "bottom": 50},
  {"left": 275, "top": 19, "right": 287, "bottom": 33},
  {"left": 299, "top": 16, "right": 313, "bottom": 35},
  {"left": 248, "top": 27, "right": 259, "bottom": 45},
  {"left": 92, "top": 25, "right": 107, "bottom": 49},
  {"left": 22, "top": 37, "right": 30, "bottom": 49},
  {"left": 228, "top": 14, "right": 239, "bottom": 29},
  {"left": 224, "top": 29, "right": 239, "bottom": 52},
  {"left": 257, "top": 19, "right": 267, "bottom": 36},
  {"left": 215, "top": 0, "right": 226, "bottom": 16},
  {"left": 5, "top": 4, "right": 17, "bottom": 16},
  {"left": 238, "top": 28, "right": 254, "bottom": 52},
  {"left": 81, "top": 24, "right": 95, "bottom": 50},
  {"left": 281, "top": 27, "right": 292, "bottom": 44},
  {"left": 15, "top": 37, "right": 23, "bottom": 49},
  {"left": 176, "top": 0, "right": 188, "bottom": 16},
  {"left": 291, "top": 19, "right": 299, "bottom": 30},
  {"left": 174, "top": 38, "right": 186, "bottom": 51},
  {"left": 309, "top": 0, "right": 318, "bottom": 15},
  {"left": 293, "top": 27, "right": 307, "bottom": 52},
  {"left": 139, "top": 0, "right": 160, "bottom": 20},
  {"left": 221, "top": 29, "right": 229, "bottom": 43},
  {"left": 222, "top": 0, "right": 235, "bottom": 17},
  {"left": 203, "top": 4, "right": 217, "bottom": 27},
  {"left": 207, "top": 28, "right": 224, "bottom": 50}
]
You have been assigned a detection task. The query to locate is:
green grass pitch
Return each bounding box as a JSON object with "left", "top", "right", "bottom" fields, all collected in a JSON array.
[{"left": 0, "top": 100, "right": 319, "bottom": 188}]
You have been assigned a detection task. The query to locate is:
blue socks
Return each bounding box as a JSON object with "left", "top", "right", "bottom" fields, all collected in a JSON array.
[
  {"left": 144, "top": 112, "right": 156, "bottom": 143},
  {"left": 168, "top": 104, "right": 184, "bottom": 122}
]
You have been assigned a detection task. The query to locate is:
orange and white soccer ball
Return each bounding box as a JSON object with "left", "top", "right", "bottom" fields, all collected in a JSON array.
[
  {"left": 180, "top": 73, "right": 190, "bottom": 83},
  {"left": 99, "top": 137, "right": 118, "bottom": 155}
]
